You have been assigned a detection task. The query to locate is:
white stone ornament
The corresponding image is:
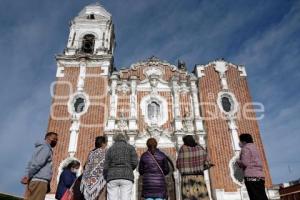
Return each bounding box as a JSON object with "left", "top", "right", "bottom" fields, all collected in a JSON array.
[
  {"left": 68, "top": 119, "right": 80, "bottom": 157},
  {"left": 117, "top": 82, "right": 130, "bottom": 94},
  {"left": 182, "top": 113, "right": 195, "bottom": 133},
  {"left": 144, "top": 67, "right": 163, "bottom": 78},
  {"left": 116, "top": 113, "right": 129, "bottom": 131}
]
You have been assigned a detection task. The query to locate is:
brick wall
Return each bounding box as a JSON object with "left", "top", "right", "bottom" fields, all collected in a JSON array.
[
  {"left": 198, "top": 64, "right": 272, "bottom": 192},
  {"left": 47, "top": 66, "right": 108, "bottom": 192}
]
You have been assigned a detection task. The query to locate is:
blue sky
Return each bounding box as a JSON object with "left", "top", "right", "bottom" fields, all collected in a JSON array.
[{"left": 0, "top": 0, "right": 299, "bottom": 196}]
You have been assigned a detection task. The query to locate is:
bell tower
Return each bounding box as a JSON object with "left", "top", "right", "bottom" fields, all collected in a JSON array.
[
  {"left": 46, "top": 3, "right": 114, "bottom": 199},
  {"left": 64, "top": 3, "right": 115, "bottom": 56}
]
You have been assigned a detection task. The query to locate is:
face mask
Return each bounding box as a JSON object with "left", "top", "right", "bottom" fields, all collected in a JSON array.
[
  {"left": 50, "top": 140, "right": 57, "bottom": 148},
  {"left": 71, "top": 168, "right": 79, "bottom": 174}
]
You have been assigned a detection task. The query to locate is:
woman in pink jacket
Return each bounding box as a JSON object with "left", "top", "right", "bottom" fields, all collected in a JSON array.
[{"left": 237, "top": 133, "right": 268, "bottom": 200}]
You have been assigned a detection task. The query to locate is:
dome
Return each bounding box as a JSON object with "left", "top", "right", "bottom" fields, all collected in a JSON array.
[{"left": 78, "top": 2, "right": 111, "bottom": 19}]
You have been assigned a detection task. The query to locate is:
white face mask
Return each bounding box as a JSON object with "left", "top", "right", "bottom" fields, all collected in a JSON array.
[{"left": 71, "top": 168, "right": 79, "bottom": 174}]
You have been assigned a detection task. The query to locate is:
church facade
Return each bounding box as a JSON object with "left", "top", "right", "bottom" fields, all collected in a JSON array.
[{"left": 46, "top": 3, "right": 275, "bottom": 200}]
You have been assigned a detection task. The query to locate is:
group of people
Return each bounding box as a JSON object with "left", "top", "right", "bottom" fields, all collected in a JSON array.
[{"left": 21, "top": 131, "right": 269, "bottom": 200}]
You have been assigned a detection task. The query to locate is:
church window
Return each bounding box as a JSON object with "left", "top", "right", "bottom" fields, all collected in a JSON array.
[
  {"left": 221, "top": 96, "right": 232, "bottom": 112},
  {"left": 81, "top": 34, "right": 95, "bottom": 54},
  {"left": 74, "top": 97, "right": 85, "bottom": 113},
  {"left": 148, "top": 101, "right": 160, "bottom": 121},
  {"left": 141, "top": 95, "right": 168, "bottom": 127}
]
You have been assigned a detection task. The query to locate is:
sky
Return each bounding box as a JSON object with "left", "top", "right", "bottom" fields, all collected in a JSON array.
[{"left": 0, "top": 0, "right": 299, "bottom": 196}]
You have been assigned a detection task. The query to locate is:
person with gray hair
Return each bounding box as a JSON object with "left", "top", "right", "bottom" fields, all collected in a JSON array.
[{"left": 103, "top": 133, "right": 138, "bottom": 200}]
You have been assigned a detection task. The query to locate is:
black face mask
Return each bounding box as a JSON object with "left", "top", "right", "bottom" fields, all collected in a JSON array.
[{"left": 50, "top": 140, "right": 57, "bottom": 148}]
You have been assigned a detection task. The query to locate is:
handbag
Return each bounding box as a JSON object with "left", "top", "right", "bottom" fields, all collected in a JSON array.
[
  {"left": 61, "top": 177, "right": 78, "bottom": 200},
  {"left": 61, "top": 189, "right": 73, "bottom": 200}
]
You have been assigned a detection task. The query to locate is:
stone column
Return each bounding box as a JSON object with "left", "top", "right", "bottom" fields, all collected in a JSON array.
[
  {"left": 172, "top": 76, "right": 182, "bottom": 131},
  {"left": 190, "top": 76, "right": 206, "bottom": 146},
  {"left": 174, "top": 170, "right": 182, "bottom": 200},
  {"left": 129, "top": 76, "right": 138, "bottom": 131},
  {"left": 106, "top": 72, "right": 118, "bottom": 131},
  {"left": 172, "top": 76, "right": 184, "bottom": 150}
]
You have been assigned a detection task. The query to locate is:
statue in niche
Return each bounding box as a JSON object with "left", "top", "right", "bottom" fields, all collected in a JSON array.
[
  {"left": 222, "top": 96, "right": 232, "bottom": 112},
  {"left": 117, "top": 113, "right": 128, "bottom": 131},
  {"left": 183, "top": 111, "right": 194, "bottom": 133},
  {"left": 149, "top": 75, "right": 159, "bottom": 94}
]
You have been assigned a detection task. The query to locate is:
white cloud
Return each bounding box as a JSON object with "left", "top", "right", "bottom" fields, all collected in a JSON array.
[{"left": 229, "top": 1, "right": 300, "bottom": 183}]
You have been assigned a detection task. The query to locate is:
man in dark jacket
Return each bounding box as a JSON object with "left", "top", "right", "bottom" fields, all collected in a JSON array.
[
  {"left": 21, "top": 132, "right": 58, "bottom": 200},
  {"left": 104, "top": 133, "right": 138, "bottom": 200}
]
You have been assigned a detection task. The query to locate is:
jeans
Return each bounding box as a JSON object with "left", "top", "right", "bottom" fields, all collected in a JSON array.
[{"left": 107, "top": 179, "right": 133, "bottom": 200}]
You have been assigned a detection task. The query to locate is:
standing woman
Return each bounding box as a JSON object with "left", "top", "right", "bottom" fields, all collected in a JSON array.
[
  {"left": 55, "top": 160, "right": 80, "bottom": 200},
  {"left": 139, "top": 138, "right": 170, "bottom": 200},
  {"left": 81, "top": 136, "right": 108, "bottom": 200},
  {"left": 237, "top": 133, "right": 268, "bottom": 200},
  {"left": 176, "top": 135, "right": 209, "bottom": 200}
]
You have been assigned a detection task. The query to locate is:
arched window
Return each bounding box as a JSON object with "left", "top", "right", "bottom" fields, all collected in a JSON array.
[
  {"left": 87, "top": 14, "right": 95, "bottom": 20},
  {"left": 148, "top": 101, "right": 160, "bottom": 121},
  {"left": 141, "top": 95, "right": 168, "bottom": 126},
  {"left": 81, "top": 34, "right": 95, "bottom": 54}
]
